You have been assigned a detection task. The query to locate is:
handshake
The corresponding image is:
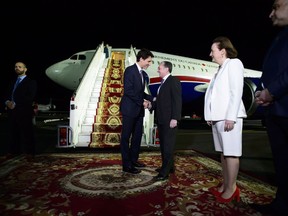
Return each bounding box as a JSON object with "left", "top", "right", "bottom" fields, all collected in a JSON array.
[{"left": 143, "top": 98, "right": 155, "bottom": 110}]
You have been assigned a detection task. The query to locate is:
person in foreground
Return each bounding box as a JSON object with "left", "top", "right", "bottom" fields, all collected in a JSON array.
[
  {"left": 204, "top": 36, "right": 247, "bottom": 203},
  {"left": 4, "top": 62, "right": 37, "bottom": 156},
  {"left": 250, "top": 0, "right": 288, "bottom": 215},
  {"left": 120, "top": 48, "right": 154, "bottom": 174},
  {"left": 149, "top": 61, "right": 182, "bottom": 181}
]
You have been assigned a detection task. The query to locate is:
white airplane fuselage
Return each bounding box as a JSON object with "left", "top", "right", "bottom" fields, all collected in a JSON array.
[{"left": 45, "top": 48, "right": 263, "bottom": 118}]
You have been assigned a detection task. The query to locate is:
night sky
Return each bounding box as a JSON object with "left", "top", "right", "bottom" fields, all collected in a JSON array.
[{"left": 1, "top": 0, "right": 278, "bottom": 111}]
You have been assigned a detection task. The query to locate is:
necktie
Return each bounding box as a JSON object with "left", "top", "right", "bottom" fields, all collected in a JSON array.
[
  {"left": 12, "top": 77, "right": 21, "bottom": 100},
  {"left": 15, "top": 77, "right": 21, "bottom": 87},
  {"left": 157, "top": 79, "right": 164, "bottom": 94},
  {"left": 139, "top": 70, "right": 144, "bottom": 85}
]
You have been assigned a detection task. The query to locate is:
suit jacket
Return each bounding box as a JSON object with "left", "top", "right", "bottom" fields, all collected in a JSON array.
[
  {"left": 204, "top": 58, "right": 247, "bottom": 122},
  {"left": 7, "top": 76, "right": 37, "bottom": 116},
  {"left": 261, "top": 26, "right": 288, "bottom": 117},
  {"left": 154, "top": 75, "right": 182, "bottom": 124},
  {"left": 120, "top": 63, "right": 153, "bottom": 118}
]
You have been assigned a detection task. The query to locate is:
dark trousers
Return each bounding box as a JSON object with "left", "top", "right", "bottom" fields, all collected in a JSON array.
[
  {"left": 120, "top": 115, "right": 143, "bottom": 169},
  {"left": 158, "top": 123, "right": 177, "bottom": 177},
  {"left": 265, "top": 115, "right": 288, "bottom": 212},
  {"left": 8, "top": 109, "right": 35, "bottom": 155}
]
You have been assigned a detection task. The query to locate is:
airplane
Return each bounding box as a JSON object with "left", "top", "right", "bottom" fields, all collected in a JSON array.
[
  {"left": 32, "top": 98, "right": 57, "bottom": 125},
  {"left": 46, "top": 45, "right": 263, "bottom": 119},
  {"left": 34, "top": 98, "right": 57, "bottom": 113},
  {"left": 45, "top": 43, "right": 264, "bottom": 147}
]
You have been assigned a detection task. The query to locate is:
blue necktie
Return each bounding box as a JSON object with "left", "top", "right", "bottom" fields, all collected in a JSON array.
[
  {"left": 12, "top": 77, "right": 21, "bottom": 100},
  {"left": 14, "top": 77, "right": 21, "bottom": 88}
]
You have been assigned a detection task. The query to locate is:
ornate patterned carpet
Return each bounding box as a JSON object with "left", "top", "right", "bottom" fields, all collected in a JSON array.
[
  {"left": 90, "top": 57, "right": 124, "bottom": 148},
  {"left": 0, "top": 150, "right": 275, "bottom": 215}
]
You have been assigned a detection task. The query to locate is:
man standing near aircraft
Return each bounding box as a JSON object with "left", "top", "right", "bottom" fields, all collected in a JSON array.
[
  {"left": 120, "top": 48, "right": 154, "bottom": 174},
  {"left": 149, "top": 61, "right": 182, "bottom": 181},
  {"left": 251, "top": 0, "right": 288, "bottom": 215},
  {"left": 4, "top": 62, "right": 37, "bottom": 157}
]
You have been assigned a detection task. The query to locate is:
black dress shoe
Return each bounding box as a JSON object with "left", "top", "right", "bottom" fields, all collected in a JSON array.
[
  {"left": 123, "top": 167, "right": 141, "bottom": 174},
  {"left": 155, "top": 168, "right": 161, "bottom": 172},
  {"left": 153, "top": 174, "right": 169, "bottom": 181},
  {"left": 132, "top": 161, "right": 146, "bottom": 168},
  {"left": 155, "top": 167, "right": 175, "bottom": 173}
]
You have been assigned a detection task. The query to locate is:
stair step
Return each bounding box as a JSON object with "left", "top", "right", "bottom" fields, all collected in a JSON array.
[
  {"left": 78, "top": 132, "right": 91, "bottom": 143},
  {"left": 81, "top": 123, "right": 93, "bottom": 133}
]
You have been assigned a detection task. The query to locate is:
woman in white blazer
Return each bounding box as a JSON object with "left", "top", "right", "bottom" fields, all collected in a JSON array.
[{"left": 204, "top": 36, "right": 247, "bottom": 203}]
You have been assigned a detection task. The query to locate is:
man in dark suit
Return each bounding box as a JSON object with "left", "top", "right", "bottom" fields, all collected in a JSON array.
[
  {"left": 5, "top": 62, "right": 37, "bottom": 157},
  {"left": 150, "top": 61, "right": 182, "bottom": 181},
  {"left": 251, "top": 0, "right": 288, "bottom": 215},
  {"left": 120, "top": 48, "right": 154, "bottom": 174}
]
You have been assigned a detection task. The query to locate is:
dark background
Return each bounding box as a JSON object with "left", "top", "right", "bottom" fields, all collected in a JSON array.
[{"left": 0, "top": 0, "right": 278, "bottom": 111}]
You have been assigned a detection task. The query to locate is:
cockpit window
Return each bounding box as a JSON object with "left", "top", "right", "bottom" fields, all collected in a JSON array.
[
  {"left": 69, "top": 54, "right": 86, "bottom": 60},
  {"left": 70, "top": 55, "right": 78, "bottom": 60},
  {"left": 78, "top": 55, "right": 86, "bottom": 60}
]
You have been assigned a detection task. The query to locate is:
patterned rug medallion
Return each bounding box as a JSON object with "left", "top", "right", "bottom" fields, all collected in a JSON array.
[
  {"left": 61, "top": 165, "right": 162, "bottom": 199},
  {"left": 0, "top": 150, "right": 275, "bottom": 216}
]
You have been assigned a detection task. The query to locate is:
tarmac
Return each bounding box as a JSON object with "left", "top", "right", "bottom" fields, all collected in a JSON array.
[{"left": 0, "top": 112, "right": 275, "bottom": 185}]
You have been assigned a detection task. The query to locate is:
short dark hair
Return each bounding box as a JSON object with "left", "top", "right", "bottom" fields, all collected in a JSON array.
[
  {"left": 162, "top": 61, "right": 173, "bottom": 73},
  {"left": 136, "top": 48, "right": 154, "bottom": 62},
  {"left": 15, "top": 61, "right": 27, "bottom": 68}
]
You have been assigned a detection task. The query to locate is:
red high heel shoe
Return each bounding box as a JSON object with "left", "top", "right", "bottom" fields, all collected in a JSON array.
[
  {"left": 217, "top": 187, "right": 240, "bottom": 203},
  {"left": 209, "top": 186, "right": 223, "bottom": 197}
]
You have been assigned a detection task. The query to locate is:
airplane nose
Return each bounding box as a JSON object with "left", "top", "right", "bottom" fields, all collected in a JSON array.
[{"left": 45, "top": 65, "right": 61, "bottom": 82}]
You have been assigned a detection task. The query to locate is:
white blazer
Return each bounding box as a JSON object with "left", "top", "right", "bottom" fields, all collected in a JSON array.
[{"left": 204, "top": 58, "right": 247, "bottom": 122}]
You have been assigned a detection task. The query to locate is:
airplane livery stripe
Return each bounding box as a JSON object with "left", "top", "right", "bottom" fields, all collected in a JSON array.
[{"left": 150, "top": 76, "right": 210, "bottom": 84}]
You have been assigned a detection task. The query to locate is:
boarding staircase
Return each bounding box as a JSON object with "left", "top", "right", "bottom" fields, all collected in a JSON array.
[
  {"left": 66, "top": 43, "right": 157, "bottom": 148},
  {"left": 89, "top": 56, "right": 124, "bottom": 147}
]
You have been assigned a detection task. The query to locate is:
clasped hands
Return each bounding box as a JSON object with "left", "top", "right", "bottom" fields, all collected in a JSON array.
[
  {"left": 255, "top": 88, "right": 273, "bottom": 106},
  {"left": 5, "top": 100, "right": 15, "bottom": 110}
]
